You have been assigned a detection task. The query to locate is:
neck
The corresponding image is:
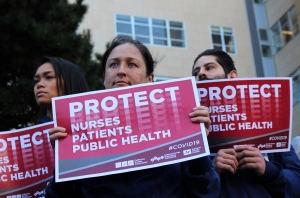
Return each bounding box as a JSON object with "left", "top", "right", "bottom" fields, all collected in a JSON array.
[{"left": 47, "top": 109, "right": 53, "bottom": 121}]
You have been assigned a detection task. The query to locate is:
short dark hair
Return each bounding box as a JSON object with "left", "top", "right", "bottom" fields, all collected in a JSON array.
[
  {"left": 192, "top": 49, "right": 236, "bottom": 75},
  {"left": 102, "top": 35, "right": 157, "bottom": 76}
]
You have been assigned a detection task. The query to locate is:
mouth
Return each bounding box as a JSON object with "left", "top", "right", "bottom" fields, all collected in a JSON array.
[
  {"left": 198, "top": 78, "right": 214, "bottom": 81},
  {"left": 114, "top": 81, "right": 130, "bottom": 86},
  {"left": 36, "top": 91, "right": 46, "bottom": 97}
]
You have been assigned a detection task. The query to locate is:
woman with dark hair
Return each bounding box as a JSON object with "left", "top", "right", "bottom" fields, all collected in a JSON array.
[
  {"left": 34, "top": 57, "right": 88, "bottom": 123},
  {"left": 46, "top": 36, "right": 220, "bottom": 197}
]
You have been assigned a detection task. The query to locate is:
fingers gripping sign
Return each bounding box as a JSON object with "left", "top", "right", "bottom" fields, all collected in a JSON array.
[
  {"left": 213, "top": 148, "right": 239, "bottom": 174},
  {"left": 235, "top": 145, "right": 266, "bottom": 176},
  {"left": 48, "top": 127, "right": 67, "bottom": 150},
  {"left": 189, "top": 106, "right": 211, "bottom": 137}
]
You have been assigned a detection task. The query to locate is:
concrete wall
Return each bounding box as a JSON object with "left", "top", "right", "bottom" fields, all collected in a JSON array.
[
  {"left": 73, "top": 0, "right": 256, "bottom": 78},
  {"left": 265, "top": 0, "right": 294, "bottom": 27}
]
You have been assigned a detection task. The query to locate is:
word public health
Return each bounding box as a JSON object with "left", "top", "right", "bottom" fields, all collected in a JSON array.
[
  {"left": 68, "top": 87, "right": 180, "bottom": 153},
  {"left": 0, "top": 156, "right": 48, "bottom": 182}
]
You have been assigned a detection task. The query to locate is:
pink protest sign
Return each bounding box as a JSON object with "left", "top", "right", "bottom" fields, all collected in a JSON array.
[
  {"left": 52, "top": 77, "right": 209, "bottom": 182},
  {"left": 0, "top": 122, "right": 54, "bottom": 198},
  {"left": 196, "top": 77, "right": 292, "bottom": 153}
]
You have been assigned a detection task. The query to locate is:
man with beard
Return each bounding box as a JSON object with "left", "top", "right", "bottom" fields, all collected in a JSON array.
[
  {"left": 192, "top": 49, "right": 237, "bottom": 81},
  {"left": 192, "top": 49, "right": 300, "bottom": 198}
]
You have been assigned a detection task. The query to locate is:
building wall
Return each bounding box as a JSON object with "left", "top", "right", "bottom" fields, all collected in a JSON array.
[
  {"left": 265, "top": 0, "right": 300, "bottom": 138},
  {"left": 273, "top": 33, "right": 300, "bottom": 77},
  {"left": 293, "top": 103, "right": 300, "bottom": 137},
  {"left": 265, "top": 0, "right": 294, "bottom": 26},
  {"left": 248, "top": 0, "right": 276, "bottom": 77},
  {"left": 254, "top": 4, "right": 269, "bottom": 27},
  {"left": 74, "top": 0, "right": 256, "bottom": 78}
]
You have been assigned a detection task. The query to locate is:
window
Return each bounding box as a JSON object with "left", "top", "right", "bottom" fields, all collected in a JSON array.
[
  {"left": 290, "top": 6, "right": 299, "bottom": 35},
  {"left": 135, "top": 17, "right": 151, "bottom": 44},
  {"left": 153, "top": 76, "right": 174, "bottom": 82},
  {"left": 258, "top": 29, "right": 271, "bottom": 57},
  {"left": 280, "top": 14, "right": 293, "bottom": 43},
  {"left": 259, "top": 29, "right": 268, "bottom": 41},
  {"left": 291, "top": 67, "right": 300, "bottom": 106},
  {"left": 211, "top": 26, "right": 236, "bottom": 53},
  {"left": 271, "top": 6, "right": 299, "bottom": 54},
  {"left": 271, "top": 23, "right": 282, "bottom": 53},
  {"left": 254, "top": 0, "right": 267, "bottom": 4},
  {"left": 116, "top": 14, "right": 186, "bottom": 48},
  {"left": 261, "top": 45, "right": 271, "bottom": 57}
]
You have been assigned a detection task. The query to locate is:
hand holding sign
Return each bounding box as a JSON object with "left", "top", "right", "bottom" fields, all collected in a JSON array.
[
  {"left": 48, "top": 127, "right": 67, "bottom": 149},
  {"left": 235, "top": 145, "right": 266, "bottom": 176},
  {"left": 213, "top": 145, "right": 266, "bottom": 176},
  {"left": 190, "top": 106, "right": 211, "bottom": 136},
  {"left": 213, "top": 148, "right": 238, "bottom": 174}
]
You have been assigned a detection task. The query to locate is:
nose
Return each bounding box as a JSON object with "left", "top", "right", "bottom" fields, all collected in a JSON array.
[
  {"left": 36, "top": 79, "right": 44, "bottom": 89},
  {"left": 117, "top": 63, "right": 127, "bottom": 77},
  {"left": 197, "top": 68, "right": 207, "bottom": 80}
]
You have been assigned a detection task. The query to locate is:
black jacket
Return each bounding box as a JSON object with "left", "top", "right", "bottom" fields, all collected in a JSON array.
[{"left": 216, "top": 146, "right": 300, "bottom": 198}]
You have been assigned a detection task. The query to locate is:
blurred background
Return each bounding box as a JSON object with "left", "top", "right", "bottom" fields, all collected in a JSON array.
[{"left": 1, "top": 0, "right": 299, "bottom": 139}]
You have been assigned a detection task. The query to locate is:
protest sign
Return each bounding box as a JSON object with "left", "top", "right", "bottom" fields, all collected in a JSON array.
[
  {"left": 196, "top": 77, "right": 292, "bottom": 153},
  {"left": 0, "top": 122, "right": 54, "bottom": 198},
  {"left": 52, "top": 77, "right": 209, "bottom": 182}
]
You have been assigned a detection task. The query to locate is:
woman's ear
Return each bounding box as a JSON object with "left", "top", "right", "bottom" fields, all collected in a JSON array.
[
  {"left": 227, "top": 70, "right": 238, "bottom": 78},
  {"left": 147, "top": 73, "right": 154, "bottom": 83}
]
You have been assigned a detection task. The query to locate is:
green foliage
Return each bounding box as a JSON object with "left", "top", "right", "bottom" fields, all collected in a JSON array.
[{"left": 0, "top": 0, "right": 104, "bottom": 131}]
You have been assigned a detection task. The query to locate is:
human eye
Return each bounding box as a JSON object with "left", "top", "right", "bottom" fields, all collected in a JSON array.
[
  {"left": 46, "top": 75, "right": 55, "bottom": 80},
  {"left": 128, "top": 62, "right": 137, "bottom": 67},
  {"left": 33, "top": 78, "right": 40, "bottom": 84},
  {"left": 192, "top": 70, "right": 199, "bottom": 77},
  {"left": 206, "top": 65, "right": 214, "bottom": 71},
  {"left": 110, "top": 63, "right": 118, "bottom": 67}
]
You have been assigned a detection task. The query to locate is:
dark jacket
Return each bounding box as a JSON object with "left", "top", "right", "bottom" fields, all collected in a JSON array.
[
  {"left": 42, "top": 116, "right": 220, "bottom": 198},
  {"left": 217, "top": 147, "right": 300, "bottom": 198}
]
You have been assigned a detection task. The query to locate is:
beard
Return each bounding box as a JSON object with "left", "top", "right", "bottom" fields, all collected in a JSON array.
[{"left": 198, "top": 74, "right": 227, "bottom": 81}]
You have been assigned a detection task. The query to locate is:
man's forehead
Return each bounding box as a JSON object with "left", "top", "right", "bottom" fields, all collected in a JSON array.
[
  {"left": 194, "top": 55, "right": 219, "bottom": 68},
  {"left": 198, "top": 55, "right": 218, "bottom": 63}
]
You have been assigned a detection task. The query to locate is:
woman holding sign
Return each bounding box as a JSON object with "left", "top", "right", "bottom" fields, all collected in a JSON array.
[{"left": 45, "top": 36, "right": 219, "bottom": 197}]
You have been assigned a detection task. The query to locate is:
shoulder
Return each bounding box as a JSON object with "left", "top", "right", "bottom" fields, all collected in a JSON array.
[
  {"left": 267, "top": 146, "right": 300, "bottom": 166},
  {"left": 39, "top": 115, "right": 51, "bottom": 123}
]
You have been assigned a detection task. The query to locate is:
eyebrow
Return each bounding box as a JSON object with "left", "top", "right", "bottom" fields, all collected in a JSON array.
[
  {"left": 194, "top": 62, "right": 217, "bottom": 70},
  {"left": 34, "top": 70, "right": 54, "bottom": 78},
  {"left": 203, "top": 62, "right": 217, "bottom": 67},
  {"left": 108, "top": 57, "right": 139, "bottom": 63},
  {"left": 192, "top": 62, "right": 218, "bottom": 74}
]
